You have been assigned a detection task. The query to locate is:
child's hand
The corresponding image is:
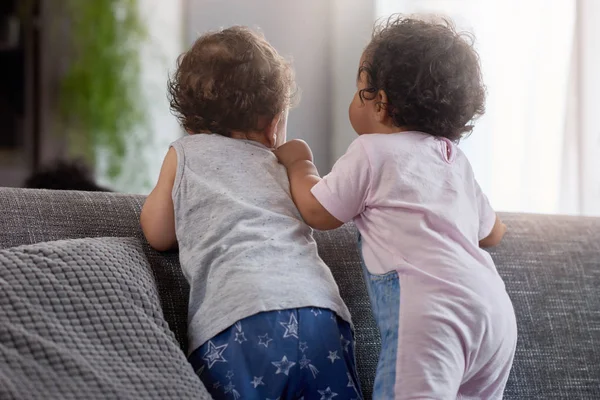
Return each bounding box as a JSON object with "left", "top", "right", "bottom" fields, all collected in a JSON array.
[
  {"left": 274, "top": 139, "right": 313, "bottom": 168},
  {"left": 479, "top": 216, "right": 507, "bottom": 248}
]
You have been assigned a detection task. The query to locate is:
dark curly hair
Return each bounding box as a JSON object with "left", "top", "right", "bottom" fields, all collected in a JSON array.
[
  {"left": 168, "top": 26, "right": 297, "bottom": 136},
  {"left": 24, "top": 160, "right": 110, "bottom": 192},
  {"left": 360, "top": 15, "right": 486, "bottom": 141}
]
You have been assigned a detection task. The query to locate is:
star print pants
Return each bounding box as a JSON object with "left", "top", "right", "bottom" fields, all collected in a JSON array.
[{"left": 189, "top": 307, "right": 363, "bottom": 400}]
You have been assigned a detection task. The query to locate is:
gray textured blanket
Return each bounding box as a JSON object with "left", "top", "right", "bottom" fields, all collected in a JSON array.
[{"left": 0, "top": 237, "right": 211, "bottom": 400}]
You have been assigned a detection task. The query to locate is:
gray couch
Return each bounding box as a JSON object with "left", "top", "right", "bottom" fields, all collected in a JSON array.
[{"left": 0, "top": 187, "right": 599, "bottom": 399}]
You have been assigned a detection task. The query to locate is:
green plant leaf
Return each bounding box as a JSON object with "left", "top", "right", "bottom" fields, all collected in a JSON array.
[{"left": 57, "top": 0, "right": 147, "bottom": 179}]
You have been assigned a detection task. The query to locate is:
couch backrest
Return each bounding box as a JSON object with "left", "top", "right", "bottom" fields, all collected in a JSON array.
[
  {"left": 1, "top": 188, "right": 599, "bottom": 399},
  {"left": 0, "top": 188, "right": 191, "bottom": 357}
]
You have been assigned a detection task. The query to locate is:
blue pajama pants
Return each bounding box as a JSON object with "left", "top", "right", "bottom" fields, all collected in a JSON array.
[{"left": 189, "top": 307, "right": 363, "bottom": 400}]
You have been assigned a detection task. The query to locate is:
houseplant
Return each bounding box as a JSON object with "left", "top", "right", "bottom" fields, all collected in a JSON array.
[{"left": 57, "top": 0, "right": 147, "bottom": 180}]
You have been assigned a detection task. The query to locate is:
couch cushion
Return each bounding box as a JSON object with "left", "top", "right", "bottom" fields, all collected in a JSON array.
[
  {"left": 488, "top": 213, "right": 600, "bottom": 399},
  {"left": 0, "top": 188, "right": 190, "bottom": 354},
  {"left": 0, "top": 237, "right": 211, "bottom": 400}
]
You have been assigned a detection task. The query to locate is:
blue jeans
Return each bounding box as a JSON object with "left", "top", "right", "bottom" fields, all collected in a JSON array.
[
  {"left": 189, "top": 307, "right": 363, "bottom": 400},
  {"left": 359, "top": 235, "right": 400, "bottom": 400}
]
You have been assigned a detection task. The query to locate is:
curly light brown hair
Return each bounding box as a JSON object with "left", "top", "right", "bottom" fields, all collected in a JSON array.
[
  {"left": 360, "top": 15, "right": 486, "bottom": 141},
  {"left": 168, "top": 26, "right": 296, "bottom": 136}
]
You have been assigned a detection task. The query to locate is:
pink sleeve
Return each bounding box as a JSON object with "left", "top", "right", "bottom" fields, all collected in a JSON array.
[
  {"left": 475, "top": 180, "right": 496, "bottom": 240},
  {"left": 310, "top": 139, "right": 371, "bottom": 223}
]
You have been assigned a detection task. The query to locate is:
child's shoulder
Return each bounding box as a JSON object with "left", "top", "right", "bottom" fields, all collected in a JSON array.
[
  {"left": 355, "top": 131, "right": 430, "bottom": 146},
  {"left": 354, "top": 131, "right": 471, "bottom": 169},
  {"left": 173, "top": 133, "right": 223, "bottom": 146},
  {"left": 172, "top": 134, "right": 253, "bottom": 157},
  {"left": 352, "top": 131, "right": 429, "bottom": 157}
]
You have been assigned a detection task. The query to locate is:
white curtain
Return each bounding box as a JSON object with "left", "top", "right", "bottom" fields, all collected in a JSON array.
[
  {"left": 574, "top": 0, "right": 600, "bottom": 216},
  {"left": 375, "top": 0, "right": 599, "bottom": 216}
]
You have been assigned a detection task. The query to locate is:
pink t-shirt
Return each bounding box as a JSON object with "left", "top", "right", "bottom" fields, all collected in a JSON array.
[{"left": 312, "top": 131, "right": 498, "bottom": 279}]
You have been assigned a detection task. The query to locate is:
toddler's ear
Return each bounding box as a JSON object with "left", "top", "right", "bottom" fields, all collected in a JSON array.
[
  {"left": 275, "top": 109, "right": 288, "bottom": 147},
  {"left": 264, "top": 117, "right": 279, "bottom": 149},
  {"left": 265, "top": 112, "right": 287, "bottom": 149},
  {"left": 375, "top": 90, "right": 390, "bottom": 124}
]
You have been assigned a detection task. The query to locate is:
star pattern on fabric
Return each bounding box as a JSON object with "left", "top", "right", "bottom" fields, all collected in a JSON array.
[
  {"left": 340, "top": 334, "right": 351, "bottom": 353},
  {"left": 327, "top": 350, "right": 340, "bottom": 363},
  {"left": 347, "top": 372, "right": 355, "bottom": 389},
  {"left": 213, "top": 381, "right": 221, "bottom": 390},
  {"left": 258, "top": 333, "right": 273, "bottom": 348},
  {"left": 318, "top": 387, "right": 338, "bottom": 400},
  {"left": 299, "top": 354, "right": 311, "bottom": 369},
  {"left": 272, "top": 355, "right": 297, "bottom": 376},
  {"left": 195, "top": 365, "right": 205, "bottom": 377},
  {"left": 280, "top": 313, "right": 299, "bottom": 339},
  {"left": 226, "top": 370, "right": 235, "bottom": 380},
  {"left": 224, "top": 381, "right": 235, "bottom": 393},
  {"left": 299, "top": 354, "right": 319, "bottom": 378},
  {"left": 234, "top": 331, "right": 247, "bottom": 344},
  {"left": 310, "top": 308, "right": 322, "bottom": 316},
  {"left": 299, "top": 342, "right": 309, "bottom": 353},
  {"left": 250, "top": 376, "right": 265, "bottom": 389},
  {"left": 224, "top": 381, "right": 241, "bottom": 399},
  {"left": 232, "top": 321, "right": 247, "bottom": 344},
  {"left": 202, "top": 340, "right": 228, "bottom": 368},
  {"left": 347, "top": 371, "right": 361, "bottom": 397}
]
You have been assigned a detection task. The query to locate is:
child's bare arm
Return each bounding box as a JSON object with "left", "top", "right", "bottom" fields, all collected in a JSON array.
[
  {"left": 275, "top": 140, "right": 343, "bottom": 230},
  {"left": 140, "top": 148, "right": 178, "bottom": 251},
  {"left": 479, "top": 215, "right": 507, "bottom": 248}
]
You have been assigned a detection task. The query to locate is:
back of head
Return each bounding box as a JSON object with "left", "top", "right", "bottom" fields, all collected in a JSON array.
[
  {"left": 24, "top": 160, "right": 110, "bottom": 192},
  {"left": 168, "top": 26, "right": 296, "bottom": 137},
  {"left": 362, "top": 15, "right": 486, "bottom": 141}
]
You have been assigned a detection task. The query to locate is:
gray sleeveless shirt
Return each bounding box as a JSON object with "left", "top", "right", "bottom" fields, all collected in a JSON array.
[{"left": 171, "top": 134, "right": 352, "bottom": 353}]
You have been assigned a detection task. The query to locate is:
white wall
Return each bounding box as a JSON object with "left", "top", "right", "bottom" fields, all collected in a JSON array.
[
  {"left": 185, "top": 0, "right": 333, "bottom": 172},
  {"left": 578, "top": 0, "right": 600, "bottom": 215},
  {"left": 330, "top": 0, "right": 376, "bottom": 165}
]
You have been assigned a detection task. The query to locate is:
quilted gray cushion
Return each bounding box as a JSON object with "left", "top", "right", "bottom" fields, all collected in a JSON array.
[
  {"left": 0, "top": 189, "right": 190, "bottom": 355},
  {"left": 0, "top": 237, "right": 211, "bottom": 400}
]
